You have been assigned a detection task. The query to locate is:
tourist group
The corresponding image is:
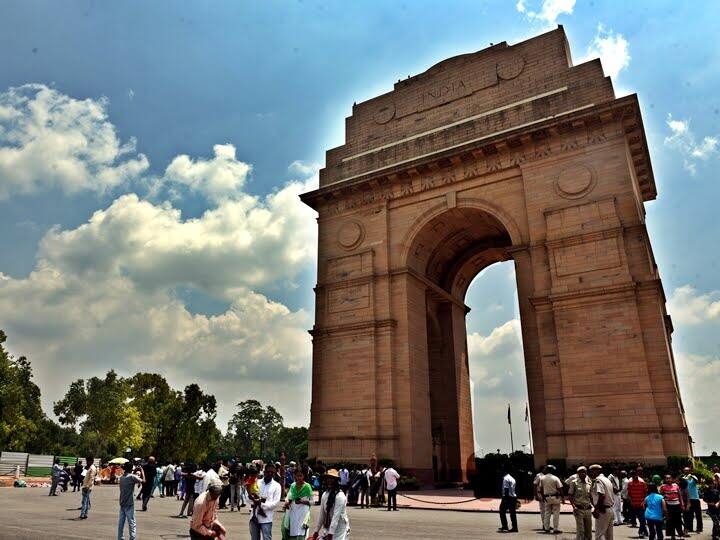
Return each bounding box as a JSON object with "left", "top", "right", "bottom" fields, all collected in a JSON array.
[{"left": 498, "top": 463, "right": 720, "bottom": 539}]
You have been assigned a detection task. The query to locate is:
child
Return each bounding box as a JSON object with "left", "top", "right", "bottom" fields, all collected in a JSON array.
[
  {"left": 645, "top": 483, "right": 667, "bottom": 540},
  {"left": 118, "top": 461, "right": 143, "bottom": 540}
]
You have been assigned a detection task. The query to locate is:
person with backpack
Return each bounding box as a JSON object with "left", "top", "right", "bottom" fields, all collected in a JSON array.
[{"left": 358, "top": 466, "right": 371, "bottom": 509}]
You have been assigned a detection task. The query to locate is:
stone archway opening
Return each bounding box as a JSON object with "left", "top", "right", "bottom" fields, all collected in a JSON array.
[
  {"left": 465, "top": 261, "right": 529, "bottom": 459},
  {"left": 407, "top": 206, "right": 520, "bottom": 483}
]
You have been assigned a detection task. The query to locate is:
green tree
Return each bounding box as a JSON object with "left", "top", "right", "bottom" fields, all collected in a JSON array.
[
  {"left": 270, "top": 426, "right": 309, "bottom": 463},
  {"left": 54, "top": 370, "right": 130, "bottom": 456},
  {"left": 0, "top": 330, "right": 55, "bottom": 452},
  {"left": 226, "top": 399, "right": 284, "bottom": 461}
]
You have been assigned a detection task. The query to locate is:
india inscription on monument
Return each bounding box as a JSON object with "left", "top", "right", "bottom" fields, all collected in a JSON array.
[{"left": 301, "top": 27, "right": 691, "bottom": 484}]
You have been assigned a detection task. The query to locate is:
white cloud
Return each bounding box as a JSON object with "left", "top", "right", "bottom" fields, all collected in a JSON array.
[
  {"left": 675, "top": 353, "right": 720, "bottom": 454},
  {"left": 0, "top": 176, "right": 318, "bottom": 427},
  {"left": 0, "top": 84, "right": 149, "bottom": 199},
  {"left": 468, "top": 319, "right": 530, "bottom": 453},
  {"left": 0, "top": 84, "right": 320, "bottom": 427},
  {"left": 516, "top": 0, "right": 575, "bottom": 25},
  {"left": 668, "top": 285, "right": 720, "bottom": 325},
  {"left": 163, "top": 143, "right": 252, "bottom": 202},
  {"left": 288, "top": 160, "right": 321, "bottom": 180},
  {"left": 581, "top": 24, "right": 631, "bottom": 79},
  {"left": 664, "top": 114, "right": 719, "bottom": 175}
]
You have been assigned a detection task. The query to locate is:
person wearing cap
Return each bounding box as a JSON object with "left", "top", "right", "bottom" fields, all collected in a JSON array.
[
  {"left": 534, "top": 466, "right": 548, "bottom": 532},
  {"left": 539, "top": 464, "right": 564, "bottom": 534},
  {"left": 568, "top": 466, "right": 593, "bottom": 540},
  {"left": 190, "top": 478, "right": 226, "bottom": 540},
  {"left": 312, "top": 469, "right": 349, "bottom": 540},
  {"left": 249, "top": 463, "right": 281, "bottom": 540},
  {"left": 589, "top": 465, "right": 615, "bottom": 540}
]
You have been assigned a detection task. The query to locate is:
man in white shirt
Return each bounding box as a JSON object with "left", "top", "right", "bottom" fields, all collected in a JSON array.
[
  {"left": 79, "top": 457, "right": 98, "bottom": 519},
  {"left": 249, "top": 463, "right": 281, "bottom": 540},
  {"left": 383, "top": 466, "right": 400, "bottom": 511},
  {"left": 498, "top": 467, "right": 518, "bottom": 533},
  {"left": 339, "top": 466, "right": 350, "bottom": 494},
  {"left": 589, "top": 464, "right": 615, "bottom": 540}
]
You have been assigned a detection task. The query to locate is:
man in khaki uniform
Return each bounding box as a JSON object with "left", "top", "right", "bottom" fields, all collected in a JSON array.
[
  {"left": 568, "top": 466, "right": 593, "bottom": 540},
  {"left": 589, "top": 464, "right": 615, "bottom": 540},
  {"left": 540, "top": 464, "right": 564, "bottom": 534}
]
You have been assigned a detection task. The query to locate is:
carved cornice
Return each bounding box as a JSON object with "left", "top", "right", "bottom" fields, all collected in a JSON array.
[
  {"left": 301, "top": 95, "right": 656, "bottom": 215},
  {"left": 309, "top": 318, "right": 397, "bottom": 339}
]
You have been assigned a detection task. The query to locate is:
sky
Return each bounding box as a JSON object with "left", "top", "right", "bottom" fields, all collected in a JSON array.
[{"left": 0, "top": 0, "right": 719, "bottom": 456}]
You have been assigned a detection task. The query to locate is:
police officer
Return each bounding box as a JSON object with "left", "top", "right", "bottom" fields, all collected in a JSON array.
[
  {"left": 589, "top": 464, "right": 615, "bottom": 540},
  {"left": 568, "top": 466, "right": 593, "bottom": 540}
]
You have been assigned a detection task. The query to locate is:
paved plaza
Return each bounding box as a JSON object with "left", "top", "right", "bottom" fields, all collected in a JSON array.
[{"left": 0, "top": 486, "right": 702, "bottom": 540}]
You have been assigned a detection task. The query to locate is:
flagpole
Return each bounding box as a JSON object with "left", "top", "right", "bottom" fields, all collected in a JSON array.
[{"left": 508, "top": 403, "right": 514, "bottom": 453}]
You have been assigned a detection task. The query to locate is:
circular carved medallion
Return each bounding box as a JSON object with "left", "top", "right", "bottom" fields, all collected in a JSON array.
[
  {"left": 554, "top": 164, "right": 596, "bottom": 199},
  {"left": 373, "top": 102, "right": 396, "bottom": 124},
  {"left": 337, "top": 220, "right": 364, "bottom": 249},
  {"left": 497, "top": 56, "right": 526, "bottom": 80}
]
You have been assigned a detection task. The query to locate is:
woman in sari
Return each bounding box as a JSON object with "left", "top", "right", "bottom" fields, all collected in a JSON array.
[
  {"left": 311, "top": 469, "right": 349, "bottom": 540},
  {"left": 282, "top": 468, "right": 314, "bottom": 540}
]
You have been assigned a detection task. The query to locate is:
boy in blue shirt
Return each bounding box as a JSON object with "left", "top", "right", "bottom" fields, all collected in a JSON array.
[
  {"left": 118, "top": 461, "right": 143, "bottom": 540},
  {"left": 645, "top": 483, "right": 667, "bottom": 540}
]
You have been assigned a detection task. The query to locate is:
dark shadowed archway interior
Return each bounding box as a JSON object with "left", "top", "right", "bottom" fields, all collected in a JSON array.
[{"left": 408, "top": 207, "right": 527, "bottom": 482}]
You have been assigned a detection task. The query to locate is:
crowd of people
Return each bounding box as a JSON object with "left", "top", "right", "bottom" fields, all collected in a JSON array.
[
  {"left": 498, "top": 463, "right": 720, "bottom": 540},
  {"left": 48, "top": 452, "right": 720, "bottom": 540}
]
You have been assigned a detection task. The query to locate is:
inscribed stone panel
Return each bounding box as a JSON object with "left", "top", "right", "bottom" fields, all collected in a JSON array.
[
  {"left": 328, "top": 284, "right": 370, "bottom": 313},
  {"left": 553, "top": 237, "right": 621, "bottom": 277},
  {"left": 545, "top": 198, "right": 620, "bottom": 241}
]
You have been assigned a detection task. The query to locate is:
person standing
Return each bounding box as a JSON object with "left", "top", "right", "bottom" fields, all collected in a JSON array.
[
  {"left": 568, "top": 466, "right": 593, "bottom": 540},
  {"left": 79, "top": 456, "right": 98, "bottom": 520},
  {"left": 73, "top": 459, "right": 84, "bottom": 492},
  {"left": 608, "top": 468, "right": 623, "bottom": 526},
  {"left": 282, "top": 468, "right": 314, "bottom": 540},
  {"left": 229, "top": 461, "right": 242, "bottom": 512},
  {"left": 534, "top": 466, "right": 547, "bottom": 532},
  {"left": 190, "top": 478, "right": 226, "bottom": 540},
  {"left": 49, "top": 457, "right": 63, "bottom": 496},
  {"left": 682, "top": 466, "right": 702, "bottom": 533},
  {"left": 620, "top": 471, "right": 630, "bottom": 524},
  {"left": 659, "top": 474, "right": 685, "bottom": 539},
  {"left": 627, "top": 468, "right": 648, "bottom": 537},
  {"left": 540, "top": 464, "right": 564, "bottom": 534},
  {"left": 384, "top": 465, "right": 400, "bottom": 512},
  {"left": 589, "top": 464, "right": 615, "bottom": 540},
  {"left": 339, "top": 465, "right": 349, "bottom": 494},
  {"left": 164, "top": 462, "right": 176, "bottom": 498},
  {"left": 218, "top": 461, "right": 230, "bottom": 510},
  {"left": 498, "top": 467, "right": 518, "bottom": 533},
  {"left": 178, "top": 464, "right": 198, "bottom": 518},
  {"left": 703, "top": 475, "right": 720, "bottom": 540},
  {"left": 249, "top": 463, "right": 281, "bottom": 540},
  {"left": 645, "top": 483, "right": 667, "bottom": 540},
  {"left": 141, "top": 456, "right": 158, "bottom": 511},
  {"left": 359, "top": 465, "right": 371, "bottom": 509},
  {"left": 118, "top": 461, "right": 143, "bottom": 540},
  {"left": 312, "top": 469, "right": 349, "bottom": 540},
  {"left": 175, "top": 462, "right": 183, "bottom": 500}
]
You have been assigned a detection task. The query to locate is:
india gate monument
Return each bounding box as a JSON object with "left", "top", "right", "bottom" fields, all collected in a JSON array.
[{"left": 300, "top": 27, "right": 691, "bottom": 484}]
